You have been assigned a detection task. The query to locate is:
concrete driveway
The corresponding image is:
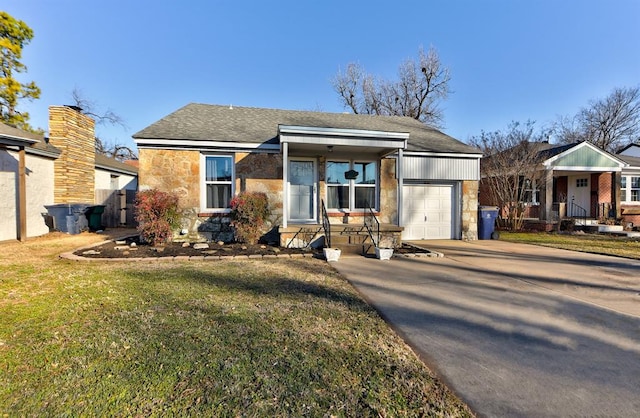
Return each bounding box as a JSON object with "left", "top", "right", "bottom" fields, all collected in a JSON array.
[{"left": 331, "top": 240, "right": 640, "bottom": 417}]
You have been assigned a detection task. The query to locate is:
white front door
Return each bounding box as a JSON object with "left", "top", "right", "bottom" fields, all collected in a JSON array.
[
  {"left": 402, "top": 184, "right": 454, "bottom": 240},
  {"left": 568, "top": 175, "right": 591, "bottom": 217},
  {"left": 288, "top": 159, "right": 317, "bottom": 222}
]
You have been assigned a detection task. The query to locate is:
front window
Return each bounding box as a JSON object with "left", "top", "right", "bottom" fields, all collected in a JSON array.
[
  {"left": 621, "top": 176, "right": 640, "bottom": 203},
  {"left": 202, "top": 155, "right": 234, "bottom": 210},
  {"left": 326, "top": 160, "right": 378, "bottom": 210}
]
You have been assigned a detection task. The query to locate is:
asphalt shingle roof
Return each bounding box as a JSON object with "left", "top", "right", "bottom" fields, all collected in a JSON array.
[
  {"left": 133, "top": 103, "right": 480, "bottom": 154},
  {"left": 0, "top": 123, "right": 61, "bottom": 156}
]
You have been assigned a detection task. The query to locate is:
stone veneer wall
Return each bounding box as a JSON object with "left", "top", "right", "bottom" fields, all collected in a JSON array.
[
  {"left": 461, "top": 180, "right": 479, "bottom": 240},
  {"left": 138, "top": 149, "right": 284, "bottom": 242},
  {"left": 48, "top": 105, "right": 96, "bottom": 204}
]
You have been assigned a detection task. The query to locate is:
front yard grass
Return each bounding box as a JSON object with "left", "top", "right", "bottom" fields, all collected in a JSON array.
[
  {"left": 0, "top": 233, "right": 472, "bottom": 417},
  {"left": 500, "top": 231, "right": 640, "bottom": 260}
]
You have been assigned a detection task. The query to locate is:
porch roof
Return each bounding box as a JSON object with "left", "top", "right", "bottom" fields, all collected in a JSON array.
[
  {"left": 279, "top": 125, "right": 407, "bottom": 157},
  {"left": 542, "top": 141, "right": 627, "bottom": 172}
]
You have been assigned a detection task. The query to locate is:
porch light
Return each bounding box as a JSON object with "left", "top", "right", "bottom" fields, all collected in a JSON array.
[
  {"left": 344, "top": 169, "right": 359, "bottom": 180},
  {"left": 327, "top": 145, "right": 333, "bottom": 152}
]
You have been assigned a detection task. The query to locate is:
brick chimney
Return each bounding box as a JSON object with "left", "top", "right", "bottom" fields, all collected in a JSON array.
[{"left": 48, "top": 105, "right": 96, "bottom": 203}]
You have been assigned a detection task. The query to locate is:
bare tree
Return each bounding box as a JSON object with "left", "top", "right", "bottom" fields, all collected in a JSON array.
[
  {"left": 470, "top": 121, "right": 551, "bottom": 231},
  {"left": 555, "top": 86, "right": 640, "bottom": 152},
  {"left": 332, "top": 46, "right": 451, "bottom": 128},
  {"left": 70, "top": 88, "right": 137, "bottom": 161}
]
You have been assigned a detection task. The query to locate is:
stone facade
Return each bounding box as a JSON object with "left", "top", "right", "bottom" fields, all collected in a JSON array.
[
  {"left": 461, "top": 180, "right": 479, "bottom": 240},
  {"left": 138, "top": 149, "right": 285, "bottom": 243},
  {"left": 48, "top": 106, "right": 96, "bottom": 204}
]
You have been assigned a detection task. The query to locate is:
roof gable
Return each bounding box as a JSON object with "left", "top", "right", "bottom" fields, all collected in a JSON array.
[
  {"left": 543, "top": 141, "right": 626, "bottom": 170},
  {"left": 133, "top": 103, "right": 481, "bottom": 155}
]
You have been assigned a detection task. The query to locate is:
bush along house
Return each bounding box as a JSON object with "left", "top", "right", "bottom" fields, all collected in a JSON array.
[{"left": 133, "top": 104, "right": 481, "bottom": 253}]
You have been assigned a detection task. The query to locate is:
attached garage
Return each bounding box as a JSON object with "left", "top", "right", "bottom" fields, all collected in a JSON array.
[
  {"left": 400, "top": 154, "right": 480, "bottom": 241},
  {"left": 402, "top": 183, "right": 456, "bottom": 240}
]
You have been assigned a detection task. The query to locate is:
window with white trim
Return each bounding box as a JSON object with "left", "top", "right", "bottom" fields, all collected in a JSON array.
[
  {"left": 326, "top": 160, "right": 378, "bottom": 210},
  {"left": 621, "top": 176, "right": 640, "bottom": 203},
  {"left": 202, "top": 155, "right": 234, "bottom": 210}
]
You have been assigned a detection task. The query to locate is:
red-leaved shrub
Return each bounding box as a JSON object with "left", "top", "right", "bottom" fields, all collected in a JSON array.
[
  {"left": 134, "top": 189, "right": 181, "bottom": 245},
  {"left": 230, "top": 192, "right": 270, "bottom": 244}
]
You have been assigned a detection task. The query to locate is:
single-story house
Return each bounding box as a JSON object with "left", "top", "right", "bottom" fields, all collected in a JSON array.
[
  {"left": 133, "top": 103, "right": 481, "bottom": 249},
  {"left": 0, "top": 105, "right": 139, "bottom": 241},
  {"left": 479, "top": 140, "right": 640, "bottom": 229}
]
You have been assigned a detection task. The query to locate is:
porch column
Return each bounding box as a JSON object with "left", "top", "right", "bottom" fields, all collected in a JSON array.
[
  {"left": 397, "top": 148, "right": 404, "bottom": 226},
  {"left": 18, "top": 146, "right": 27, "bottom": 241},
  {"left": 282, "top": 142, "right": 288, "bottom": 228},
  {"left": 541, "top": 169, "right": 553, "bottom": 221},
  {"left": 613, "top": 171, "right": 622, "bottom": 219}
]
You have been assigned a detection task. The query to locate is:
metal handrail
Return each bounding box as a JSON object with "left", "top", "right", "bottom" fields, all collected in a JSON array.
[
  {"left": 321, "top": 200, "right": 331, "bottom": 248},
  {"left": 569, "top": 200, "right": 587, "bottom": 226},
  {"left": 363, "top": 201, "right": 380, "bottom": 247}
]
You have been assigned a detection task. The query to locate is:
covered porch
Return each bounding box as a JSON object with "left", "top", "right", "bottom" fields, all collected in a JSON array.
[{"left": 278, "top": 125, "right": 408, "bottom": 250}]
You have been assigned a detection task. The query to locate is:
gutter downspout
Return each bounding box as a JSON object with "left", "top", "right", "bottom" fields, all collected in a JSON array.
[{"left": 18, "top": 146, "right": 27, "bottom": 241}]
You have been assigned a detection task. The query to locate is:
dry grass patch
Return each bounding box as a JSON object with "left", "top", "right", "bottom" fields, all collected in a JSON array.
[
  {"left": 0, "top": 232, "right": 472, "bottom": 417},
  {"left": 500, "top": 231, "right": 640, "bottom": 259}
]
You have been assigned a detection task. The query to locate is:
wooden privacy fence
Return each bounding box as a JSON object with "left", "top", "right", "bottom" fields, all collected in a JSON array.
[{"left": 95, "top": 189, "right": 137, "bottom": 228}]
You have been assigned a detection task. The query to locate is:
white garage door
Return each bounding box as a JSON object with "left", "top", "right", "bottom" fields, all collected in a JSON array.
[{"left": 403, "top": 184, "right": 454, "bottom": 240}]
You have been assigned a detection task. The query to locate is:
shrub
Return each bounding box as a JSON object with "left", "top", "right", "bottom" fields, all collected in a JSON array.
[
  {"left": 230, "top": 192, "right": 270, "bottom": 244},
  {"left": 134, "top": 189, "right": 181, "bottom": 245}
]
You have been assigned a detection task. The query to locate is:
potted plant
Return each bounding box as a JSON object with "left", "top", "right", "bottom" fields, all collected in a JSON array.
[
  {"left": 323, "top": 247, "right": 341, "bottom": 262},
  {"left": 375, "top": 247, "right": 394, "bottom": 260},
  {"left": 375, "top": 236, "right": 395, "bottom": 260}
]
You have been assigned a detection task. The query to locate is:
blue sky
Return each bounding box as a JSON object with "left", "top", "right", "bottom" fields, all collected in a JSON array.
[{"left": 4, "top": 0, "right": 639, "bottom": 152}]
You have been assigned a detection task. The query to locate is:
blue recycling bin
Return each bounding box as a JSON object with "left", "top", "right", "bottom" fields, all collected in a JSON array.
[{"left": 478, "top": 206, "right": 499, "bottom": 240}]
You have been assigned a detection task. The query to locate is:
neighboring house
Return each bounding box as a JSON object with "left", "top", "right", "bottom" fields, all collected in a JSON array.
[
  {"left": 133, "top": 103, "right": 481, "bottom": 248},
  {"left": 0, "top": 105, "right": 139, "bottom": 241},
  {"left": 0, "top": 123, "right": 61, "bottom": 241},
  {"left": 95, "top": 154, "right": 138, "bottom": 191},
  {"left": 617, "top": 143, "right": 640, "bottom": 158},
  {"left": 616, "top": 145, "right": 640, "bottom": 227},
  {"left": 479, "top": 141, "right": 638, "bottom": 230}
]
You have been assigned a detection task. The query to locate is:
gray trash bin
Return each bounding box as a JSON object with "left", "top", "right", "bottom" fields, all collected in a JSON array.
[{"left": 45, "top": 203, "right": 89, "bottom": 234}]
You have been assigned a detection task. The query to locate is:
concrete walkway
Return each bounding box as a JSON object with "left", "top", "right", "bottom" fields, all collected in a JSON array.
[{"left": 331, "top": 240, "right": 640, "bottom": 417}]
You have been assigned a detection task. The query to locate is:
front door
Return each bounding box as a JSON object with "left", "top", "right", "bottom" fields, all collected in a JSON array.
[
  {"left": 288, "top": 159, "right": 317, "bottom": 222},
  {"left": 568, "top": 175, "right": 591, "bottom": 217}
]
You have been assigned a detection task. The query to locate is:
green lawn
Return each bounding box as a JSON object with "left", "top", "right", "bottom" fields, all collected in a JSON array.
[
  {"left": 0, "top": 234, "right": 472, "bottom": 417},
  {"left": 500, "top": 231, "right": 640, "bottom": 260}
]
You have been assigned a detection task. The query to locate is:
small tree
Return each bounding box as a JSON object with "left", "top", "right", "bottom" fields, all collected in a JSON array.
[
  {"left": 134, "top": 189, "right": 181, "bottom": 246},
  {"left": 555, "top": 86, "right": 640, "bottom": 152},
  {"left": 0, "top": 11, "right": 41, "bottom": 131},
  {"left": 470, "top": 121, "right": 550, "bottom": 231},
  {"left": 332, "top": 46, "right": 451, "bottom": 128},
  {"left": 230, "top": 192, "right": 270, "bottom": 244}
]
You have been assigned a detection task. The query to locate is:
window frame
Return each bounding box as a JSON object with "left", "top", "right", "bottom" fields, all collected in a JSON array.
[
  {"left": 200, "top": 153, "right": 235, "bottom": 213},
  {"left": 621, "top": 175, "right": 640, "bottom": 204},
  {"left": 325, "top": 159, "right": 378, "bottom": 211}
]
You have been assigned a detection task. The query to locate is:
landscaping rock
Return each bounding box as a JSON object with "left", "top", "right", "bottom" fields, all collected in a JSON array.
[{"left": 193, "top": 243, "right": 209, "bottom": 250}]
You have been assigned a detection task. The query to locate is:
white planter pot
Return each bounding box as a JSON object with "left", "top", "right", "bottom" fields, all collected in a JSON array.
[
  {"left": 375, "top": 247, "right": 394, "bottom": 260},
  {"left": 323, "top": 247, "right": 341, "bottom": 262}
]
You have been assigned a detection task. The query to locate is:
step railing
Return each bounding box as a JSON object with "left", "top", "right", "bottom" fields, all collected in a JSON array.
[
  {"left": 569, "top": 200, "right": 587, "bottom": 226},
  {"left": 321, "top": 199, "right": 331, "bottom": 248},
  {"left": 363, "top": 201, "right": 379, "bottom": 247}
]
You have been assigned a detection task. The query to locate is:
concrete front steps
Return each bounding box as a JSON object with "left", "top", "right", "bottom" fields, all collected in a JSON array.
[{"left": 582, "top": 223, "right": 640, "bottom": 238}]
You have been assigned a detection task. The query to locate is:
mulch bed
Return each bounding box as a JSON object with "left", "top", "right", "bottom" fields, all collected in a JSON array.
[
  {"left": 75, "top": 236, "right": 314, "bottom": 259},
  {"left": 73, "top": 236, "right": 435, "bottom": 259}
]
